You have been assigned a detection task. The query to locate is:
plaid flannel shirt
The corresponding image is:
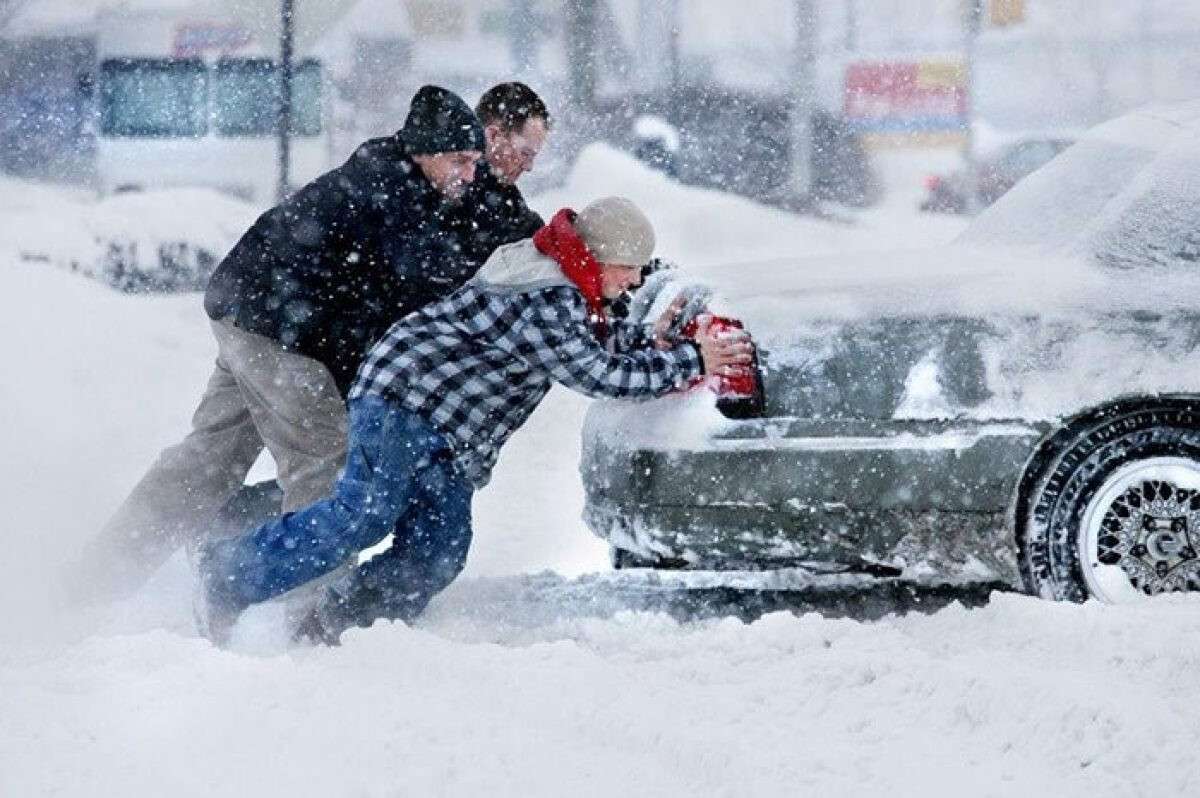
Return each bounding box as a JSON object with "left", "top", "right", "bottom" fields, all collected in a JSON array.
[{"left": 349, "top": 276, "right": 703, "bottom": 488}]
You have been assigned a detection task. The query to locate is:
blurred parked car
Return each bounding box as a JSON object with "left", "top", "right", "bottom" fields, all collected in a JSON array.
[
  {"left": 594, "top": 87, "right": 878, "bottom": 208},
  {"left": 920, "top": 136, "right": 1075, "bottom": 214},
  {"left": 630, "top": 113, "right": 680, "bottom": 177},
  {"left": 583, "top": 101, "right": 1200, "bottom": 605}
]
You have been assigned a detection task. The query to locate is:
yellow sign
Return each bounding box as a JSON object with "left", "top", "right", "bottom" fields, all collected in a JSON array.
[
  {"left": 916, "top": 61, "right": 966, "bottom": 89},
  {"left": 990, "top": 0, "right": 1025, "bottom": 27}
]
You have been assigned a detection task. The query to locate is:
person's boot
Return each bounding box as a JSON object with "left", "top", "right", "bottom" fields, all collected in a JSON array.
[
  {"left": 192, "top": 579, "right": 242, "bottom": 646},
  {"left": 191, "top": 544, "right": 247, "bottom": 646},
  {"left": 290, "top": 599, "right": 344, "bottom": 647},
  {"left": 289, "top": 580, "right": 396, "bottom": 646}
]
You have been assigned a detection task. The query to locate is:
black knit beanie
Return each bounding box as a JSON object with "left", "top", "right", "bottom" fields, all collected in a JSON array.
[{"left": 399, "top": 85, "right": 485, "bottom": 155}]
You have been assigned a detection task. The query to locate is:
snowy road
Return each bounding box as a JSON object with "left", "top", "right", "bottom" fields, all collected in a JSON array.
[
  {"left": 6, "top": 585, "right": 1200, "bottom": 797},
  {"left": 4, "top": 152, "right": 1199, "bottom": 796}
]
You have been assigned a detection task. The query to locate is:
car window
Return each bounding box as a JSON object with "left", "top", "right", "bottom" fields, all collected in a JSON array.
[
  {"left": 958, "top": 137, "right": 1156, "bottom": 250},
  {"left": 214, "top": 58, "right": 322, "bottom": 137},
  {"left": 100, "top": 59, "right": 208, "bottom": 137},
  {"left": 1091, "top": 148, "right": 1200, "bottom": 269}
]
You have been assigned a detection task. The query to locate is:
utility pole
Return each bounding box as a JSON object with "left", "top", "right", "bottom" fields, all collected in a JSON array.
[
  {"left": 789, "top": 0, "right": 817, "bottom": 205},
  {"left": 666, "top": 0, "right": 681, "bottom": 125},
  {"left": 277, "top": 0, "right": 295, "bottom": 203},
  {"left": 565, "top": 0, "right": 598, "bottom": 115},
  {"left": 962, "top": 0, "right": 983, "bottom": 214},
  {"left": 635, "top": 0, "right": 674, "bottom": 91},
  {"left": 844, "top": 0, "right": 858, "bottom": 52},
  {"left": 507, "top": 0, "right": 537, "bottom": 77}
]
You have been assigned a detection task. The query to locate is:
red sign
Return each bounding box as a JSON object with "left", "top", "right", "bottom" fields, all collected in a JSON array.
[{"left": 844, "top": 61, "right": 967, "bottom": 134}]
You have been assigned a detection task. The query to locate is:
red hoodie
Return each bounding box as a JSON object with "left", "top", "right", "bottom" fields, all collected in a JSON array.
[{"left": 532, "top": 208, "right": 607, "bottom": 335}]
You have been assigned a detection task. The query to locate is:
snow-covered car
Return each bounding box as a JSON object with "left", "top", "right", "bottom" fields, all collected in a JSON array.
[
  {"left": 582, "top": 101, "right": 1200, "bottom": 604},
  {"left": 919, "top": 135, "right": 1075, "bottom": 214}
]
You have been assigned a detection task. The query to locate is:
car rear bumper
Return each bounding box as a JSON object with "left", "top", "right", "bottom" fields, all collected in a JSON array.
[{"left": 582, "top": 417, "right": 1047, "bottom": 583}]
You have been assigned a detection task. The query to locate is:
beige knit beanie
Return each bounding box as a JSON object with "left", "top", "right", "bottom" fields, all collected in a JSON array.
[{"left": 574, "top": 196, "right": 656, "bottom": 266}]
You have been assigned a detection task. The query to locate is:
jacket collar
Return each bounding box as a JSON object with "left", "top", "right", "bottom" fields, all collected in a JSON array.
[{"left": 532, "top": 209, "right": 606, "bottom": 334}]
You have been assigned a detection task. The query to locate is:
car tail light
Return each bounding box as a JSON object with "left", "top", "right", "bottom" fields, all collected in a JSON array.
[{"left": 681, "top": 315, "right": 766, "bottom": 419}]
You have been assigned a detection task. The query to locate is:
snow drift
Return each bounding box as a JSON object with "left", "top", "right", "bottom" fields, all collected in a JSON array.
[{"left": 0, "top": 178, "right": 258, "bottom": 292}]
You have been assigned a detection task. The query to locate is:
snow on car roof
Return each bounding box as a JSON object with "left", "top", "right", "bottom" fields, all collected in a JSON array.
[
  {"left": 703, "top": 102, "right": 1200, "bottom": 332},
  {"left": 963, "top": 101, "right": 1200, "bottom": 253},
  {"left": 705, "top": 246, "right": 1110, "bottom": 333}
]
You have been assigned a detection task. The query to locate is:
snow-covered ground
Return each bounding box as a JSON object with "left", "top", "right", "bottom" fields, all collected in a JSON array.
[{"left": 4, "top": 148, "right": 1200, "bottom": 797}]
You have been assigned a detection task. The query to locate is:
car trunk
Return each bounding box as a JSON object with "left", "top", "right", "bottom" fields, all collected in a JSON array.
[{"left": 583, "top": 314, "right": 1052, "bottom": 576}]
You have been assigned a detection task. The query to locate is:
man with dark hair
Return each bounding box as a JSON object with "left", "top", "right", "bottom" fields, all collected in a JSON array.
[
  {"left": 474, "top": 81, "right": 550, "bottom": 186},
  {"left": 78, "top": 84, "right": 548, "bottom": 602},
  {"left": 450, "top": 82, "right": 551, "bottom": 266}
]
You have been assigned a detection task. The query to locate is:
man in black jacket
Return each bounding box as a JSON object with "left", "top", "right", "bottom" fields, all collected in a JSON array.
[{"left": 79, "top": 84, "right": 549, "bottom": 601}]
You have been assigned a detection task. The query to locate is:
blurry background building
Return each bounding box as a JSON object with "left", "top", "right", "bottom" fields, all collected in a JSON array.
[{"left": 1, "top": 0, "right": 1198, "bottom": 208}]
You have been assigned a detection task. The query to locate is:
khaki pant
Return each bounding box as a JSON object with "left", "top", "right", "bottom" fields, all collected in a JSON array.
[{"left": 79, "top": 319, "right": 348, "bottom": 601}]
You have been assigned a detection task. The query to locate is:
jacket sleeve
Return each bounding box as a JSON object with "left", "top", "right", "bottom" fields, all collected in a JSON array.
[
  {"left": 506, "top": 289, "right": 703, "bottom": 400},
  {"left": 605, "top": 316, "right": 652, "bottom": 354}
]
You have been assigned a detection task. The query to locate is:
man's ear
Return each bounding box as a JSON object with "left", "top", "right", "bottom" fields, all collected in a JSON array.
[{"left": 484, "top": 123, "right": 503, "bottom": 150}]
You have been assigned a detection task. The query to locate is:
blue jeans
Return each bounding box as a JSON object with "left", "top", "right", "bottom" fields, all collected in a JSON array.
[{"left": 204, "top": 395, "right": 473, "bottom": 623}]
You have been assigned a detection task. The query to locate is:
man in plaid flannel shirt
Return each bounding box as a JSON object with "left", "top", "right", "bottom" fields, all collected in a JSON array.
[{"left": 198, "top": 197, "right": 753, "bottom": 644}]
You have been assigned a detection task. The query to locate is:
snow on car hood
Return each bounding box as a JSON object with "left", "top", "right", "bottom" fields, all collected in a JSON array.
[{"left": 699, "top": 244, "right": 1136, "bottom": 326}]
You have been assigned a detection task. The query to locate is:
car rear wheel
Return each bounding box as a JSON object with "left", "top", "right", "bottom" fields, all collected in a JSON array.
[{"left": 1020, "top": 404, "right": 1200, "bottom": 602}]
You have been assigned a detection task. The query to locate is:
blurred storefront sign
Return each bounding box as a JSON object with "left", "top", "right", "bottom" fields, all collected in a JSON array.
[
  {"left": 173, "top": 23, "right": 255, "bottom": 58},
  {"left": 844, "top": 60, "right": 968, "bottom": 147}
]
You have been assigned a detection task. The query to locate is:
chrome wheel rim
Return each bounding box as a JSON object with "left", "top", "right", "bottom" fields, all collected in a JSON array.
[{"left": 1080, "top": 457, "right": 1200, "bottom": 603}]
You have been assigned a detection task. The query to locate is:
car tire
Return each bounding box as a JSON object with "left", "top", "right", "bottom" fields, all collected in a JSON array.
[{"left": 1019, "top": 403, "right": 1200, "bottom": 603}]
